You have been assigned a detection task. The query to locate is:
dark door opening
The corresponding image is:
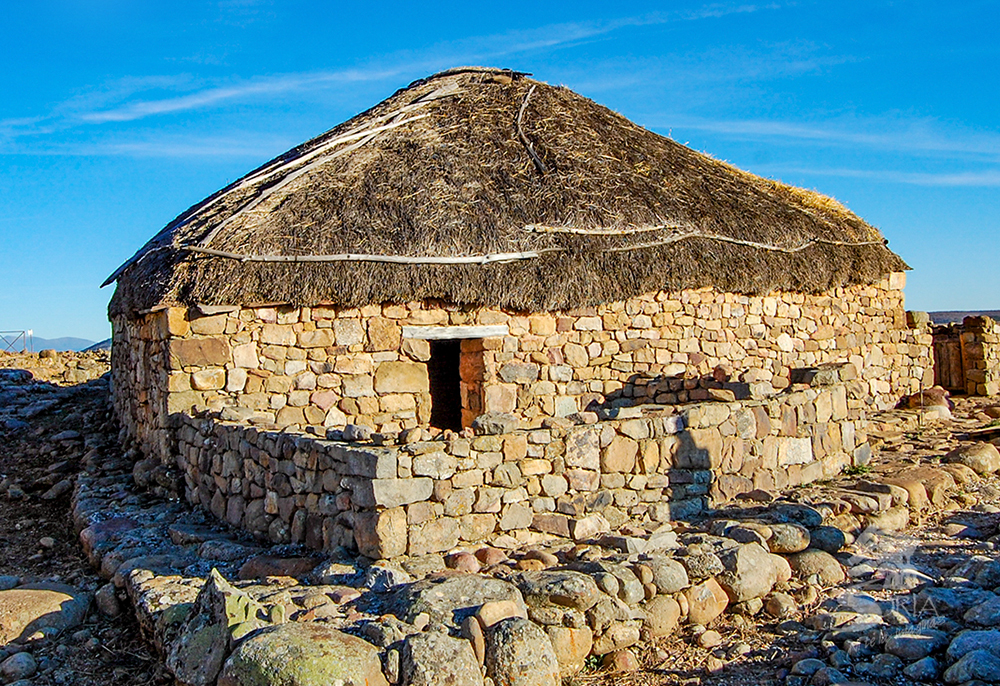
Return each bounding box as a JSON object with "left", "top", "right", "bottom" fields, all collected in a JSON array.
[{"left": 427, "top": 339, "right": 463, "bottom": 431}]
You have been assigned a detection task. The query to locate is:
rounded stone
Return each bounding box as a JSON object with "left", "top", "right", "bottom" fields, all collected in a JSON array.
[
  {"left": 766, "top": 523, "right": 810, "bottom": 554},
  {"left": 764, "top": 592, "right": 797, "bottom": 619},
  {"left": 601, "top": 649, "right": 639, "bottom": 672},
  {"left": 217, "top": 623, "right": 389, "bottom": 686},
  {"left": 402, "top": 630, "right": 483, "bottom": 686},
  {"left": 808, "top": 526, "right": 847, "bottom": 553},
  {"left": 485, "top": 617, "right": 561, "bottom": 686},
  {"left": 647, "top": 556, "right": 689, "bottom": 594},
  {"left": 945, "top": 442, "right": 1000, "bottom": 475},
  {"left": 641, "top": 595, "right": 681, "bottom": 637},
  {"left": 0, "top": 652, "right": 37, "bottom": 681},
  {"left": 788, "top": 549, "right": 845, "bottom": 586}
]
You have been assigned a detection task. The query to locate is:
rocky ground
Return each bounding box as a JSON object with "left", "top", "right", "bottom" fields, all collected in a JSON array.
[
  {"left": 4, "top": 350, "right": 1000, "bottom": 685},
  {"left": 0, "top": 351, "right": 168, "bottom": 686}
]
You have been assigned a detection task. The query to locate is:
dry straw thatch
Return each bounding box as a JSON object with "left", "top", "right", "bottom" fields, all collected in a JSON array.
[{"left": 106, "top": 67, "right": 907, "bottom": 317}]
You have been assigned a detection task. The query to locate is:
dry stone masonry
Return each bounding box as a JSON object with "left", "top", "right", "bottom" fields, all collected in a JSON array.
[
  {"left": 934, "top": 315, "right": 1000, "bottom": 396},
  {"left": 170, "top": 364, "right": 870, "bottom": 559},
  {"left": 112, "top": 275, "right": 930, "bottom": 470}
]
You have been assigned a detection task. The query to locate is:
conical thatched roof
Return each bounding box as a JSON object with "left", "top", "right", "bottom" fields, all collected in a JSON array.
[{"left": 106, "top": 67, "right": 907, "bottom": 317}]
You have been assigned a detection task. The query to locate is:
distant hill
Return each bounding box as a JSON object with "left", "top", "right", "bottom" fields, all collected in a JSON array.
[
  {"left": 30, "top": 336, "right": 96, "bottom": 352},
  {"left": 929, "top": 311, "right": 1000, "bottom": 325},
  {"left": 84, "top": 339, "right": 111, "bottom": 351}
]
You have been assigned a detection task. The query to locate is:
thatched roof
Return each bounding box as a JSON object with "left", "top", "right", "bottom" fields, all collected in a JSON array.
[{"left": 106, "top": 67, "right": 907, "bottom": 317}]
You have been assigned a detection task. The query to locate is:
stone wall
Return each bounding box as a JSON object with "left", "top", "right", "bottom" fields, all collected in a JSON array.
[
  {"left": 936, "top": 316, "right": 1000, "bottom": 396},
  {"left": 173, "top": 369, "right": 869, "bottom": 559},
  {"left": 111, "top": 309, "right": 173, "bottom": 461},
  {"left": 112, "top": 273, "right": 931, "bottom": 471}
]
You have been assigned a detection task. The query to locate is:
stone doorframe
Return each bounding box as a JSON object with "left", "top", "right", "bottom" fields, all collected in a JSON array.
[{"left": 403, "top": 325, "right": 509, "bottom": 429}]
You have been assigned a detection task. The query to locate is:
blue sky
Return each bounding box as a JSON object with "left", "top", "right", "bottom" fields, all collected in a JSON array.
[{"left": 2, "top": 0, "right": 998, "bottom": 342}]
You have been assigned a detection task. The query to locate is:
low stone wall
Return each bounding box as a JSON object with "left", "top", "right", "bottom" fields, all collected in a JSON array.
[
  {"left": 112, "top": 275, "right": 931, "bottom": 472},
  {"left": 174, "top": 369, "right": 869, "bottom": 559}
]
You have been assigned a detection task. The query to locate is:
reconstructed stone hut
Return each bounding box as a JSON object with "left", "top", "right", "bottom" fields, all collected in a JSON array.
[{"left": 105, "top": 68, "right": 933, "bottom": 556}]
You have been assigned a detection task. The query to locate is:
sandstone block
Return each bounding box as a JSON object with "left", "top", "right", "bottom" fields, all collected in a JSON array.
[
  {"left": 232, "top": 342, "right": 259, "bottom": 369},
  {"left": 546, "top": 626, "right": 592, "bottom": 677},
  {"left": 367, "top": 317, "right": 401, "bottom": 351},
  {"left": 375, "top": 362, "right": 429, "bottom": 394},
  {"left": 170, "top": 337, "right": 231, "bottom": 368},
  {"left": 409, "top": 517, "right": 460, "bottom": 556},
  {"left": 298, "top": 328, "right": 334, "bottom": 348},
  {"left": 191, "top": 368, "right": 226, "bottom": 390},
  {"left": 484, "top": 384, "right": 517, "bottom": 413},
  {"left": 354, "top": 507, "right": 407, "bottom": 559},
  {"left": 260, "top": 323, "right": 296, "bottom": 346},
  {"left": 602, "top": 436, "right": 638, "bottom": 473},
  {"left": 334, "top": 319, "right": 364, "bottom": 347}
]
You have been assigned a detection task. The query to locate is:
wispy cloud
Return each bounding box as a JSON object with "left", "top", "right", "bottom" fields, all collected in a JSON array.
[
  {"left": 760, "top": 165, "right": 1000, "bottom": 187},
  {"left": 77, "top": 68, "right": 406, "bottom": 123},
  {"left": 4, "top": 133, "right": 296, "bottom": 158},
  {"left": 3, "top": 0, "right": 787, "bottom": 142},
  {"left": 663, "top": 114, "right": 1000, "bottom": 162}
]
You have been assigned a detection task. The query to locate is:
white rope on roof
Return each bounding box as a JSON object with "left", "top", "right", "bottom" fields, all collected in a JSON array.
[{"left": 178, "top": 227, "right": 885, "bottom": 266}]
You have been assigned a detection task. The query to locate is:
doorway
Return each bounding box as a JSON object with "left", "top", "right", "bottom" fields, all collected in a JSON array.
[{"left": 427, "top": 339, "right": 463, "bottom": 431}]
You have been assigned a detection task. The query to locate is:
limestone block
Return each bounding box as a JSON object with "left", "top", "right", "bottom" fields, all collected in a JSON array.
[
  {"left": 275, "top": 406, "right": 305, "bottom": 426},
  {"left": 169, "top": 337, "right": 231, "bottom": 368},
  {"left": 554, "top": 397, "right": 578, "bottom": 417},
  {"left": 413, "top": 452, "right": 458, "bottom": 480},
  {"left": 445, "top": 489, "right": 476, "bottom": 517},
  {"left": 563, "top": 343, "right": 588, "bottom": 367},
  {"left": 460, "top": 513, "right": 497, "bottom": 541},
  {"left": 226, "top": 368, "right": 248, "bottom": 392},
  {"left": 574, "top": 316, "right": 602, "bottom": 331},
  {"left": 401, "top": 338, "right": 431, "bottom": 361},
  {"left": 499, "top": 502, "right": 533, "bottom": 531},
  {"left": 778, "top": 437, "right": 814, "bottom": 466},
  {"left": 188, "top": 314, "right": 228, "bottom": 336},
  {"left": 344, "top": 447, "right": 398, "bottom": 479},
  {"left": 499, "top": 362, "right": 540, "bottom": 384},
  {"left": 354, "top": 478, "right": 434, "bottom": 509},
  {"left": 374, "top": 362, "right": 429, "bottom": 394},
  {"left": 674, "top": 429, "right": 723, "bottom": 469},
  {"left": 342, "top": 374, "right": 375, "bottom": 397},
  {"left": 324, "top": 406, "right": 348, "bottom": 427},
  {"left": 265, "top": 376, "right": 294, "bottom": 393}
]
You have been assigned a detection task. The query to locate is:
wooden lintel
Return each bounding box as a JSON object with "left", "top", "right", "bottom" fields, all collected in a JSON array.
[{"left": 402, "top": 325, "right": 509, "bottom": 340}]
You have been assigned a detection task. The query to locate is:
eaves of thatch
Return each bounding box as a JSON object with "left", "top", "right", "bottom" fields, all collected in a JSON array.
[{"left": 105, "top": 67, "right": 908, "bottom": 318}]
